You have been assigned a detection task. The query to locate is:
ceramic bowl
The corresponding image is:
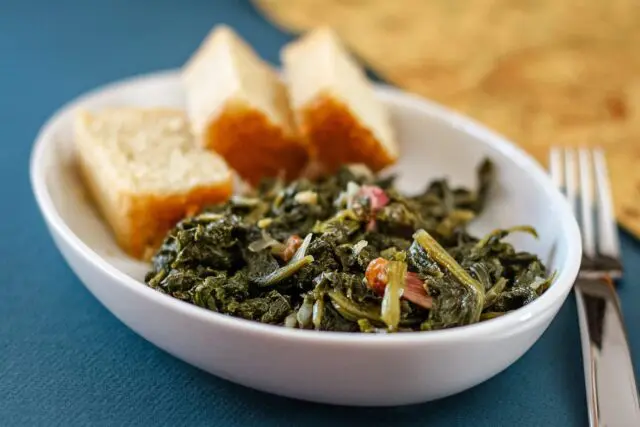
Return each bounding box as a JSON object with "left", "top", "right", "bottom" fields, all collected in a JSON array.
[{"left": 30, "top": 70, "right": 581, "bottom": 406}]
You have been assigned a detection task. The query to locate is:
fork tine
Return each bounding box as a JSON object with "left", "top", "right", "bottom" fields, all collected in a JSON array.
[
  {"left": 549, "top": 147, "right": 563, "bottom": 189},
  {"left": 593, "top": 149, "right": 620, "bottom": 258},
  {"left": 578, "top": 149, "right": 596, "bottom": 258},
  {"left": 564, "top": 148, "right": 578, "bottom": 219}
]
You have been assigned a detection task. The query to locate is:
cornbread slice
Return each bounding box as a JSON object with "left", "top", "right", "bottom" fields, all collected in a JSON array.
[
  {"left": 182, "top": 25, "right": 308, "bottom": 186},
  {"left": 281, "top": 27, "right": 398, "bottom": 173},
  {"left": 74, "top": 108, "right": 233, "bottom": 259}
]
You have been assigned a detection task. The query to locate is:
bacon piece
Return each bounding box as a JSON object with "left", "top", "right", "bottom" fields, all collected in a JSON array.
[{"left": 282, "top": 235, "right": 303, "bottom": 262}]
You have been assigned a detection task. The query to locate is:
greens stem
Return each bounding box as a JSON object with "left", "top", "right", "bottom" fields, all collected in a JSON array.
[
  {"left": 326, "top": 290, "right": 382, "bottom": 323},
  {"left": 380, "top": 261, "right": 407, "bottom": 331},
  {"left": 413, "top": 229, "right": 485, "bottom": 323},
  {"left": 483, "top": 277, "right": 508, "bottom": 309},
  {"left": 473, "top": 225, "right": 538, "bottom": 251},
  {"left": 254, "top": 255, "right": 314, "bottom": 287}
]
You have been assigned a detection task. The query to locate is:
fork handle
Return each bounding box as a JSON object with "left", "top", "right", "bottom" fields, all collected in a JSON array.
[{"left": 575, "top": 278, "right": 640, "bottom": 427}]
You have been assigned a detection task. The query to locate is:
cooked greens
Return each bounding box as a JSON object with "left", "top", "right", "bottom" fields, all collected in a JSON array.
[{"left": 144, "top": 161, "right": 553, "bottom": 332}]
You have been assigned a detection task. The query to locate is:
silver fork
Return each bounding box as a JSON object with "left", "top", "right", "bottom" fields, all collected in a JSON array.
[{"left": 550, "top": 148, "right": 639, "bottom": 427}]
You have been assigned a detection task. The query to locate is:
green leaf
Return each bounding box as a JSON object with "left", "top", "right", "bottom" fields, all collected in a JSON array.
[
  {"left": 143, "top": 161, "right": 552, "bottom": 333},
  {"left": 413, "top": 229, "right": 485, "bottom": 324}
]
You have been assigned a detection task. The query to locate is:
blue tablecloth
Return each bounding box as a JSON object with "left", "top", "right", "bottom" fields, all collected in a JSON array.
[{"left": 1, "top": 1, "right": 638, "bottom": 425}]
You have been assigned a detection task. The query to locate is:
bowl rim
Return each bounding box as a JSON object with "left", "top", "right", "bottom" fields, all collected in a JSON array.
[{"left": 30, "top": 69, "right": 582, "bottom": 346}]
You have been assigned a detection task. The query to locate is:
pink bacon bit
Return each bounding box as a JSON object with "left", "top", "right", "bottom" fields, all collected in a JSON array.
[
  {"left": 282, "top": 235, "right": 303, "bottom": 262},
  {"left": 365, "top": 258, "right": 433, "bottom": 309},
  {"left": 365, "top": 219, "right": 377, "bottom": 232},
  {"left": 403, "top": 272, "right": 433, "bottom": 309},
  {"left": 365, "top": 257, "right": 389, "bottom": 295},
  {"left": 359, "top": 185, "right": 389, "bottom": 213},
  {"left": 358, "top": 185, "right": 389, "bottom": 231}
]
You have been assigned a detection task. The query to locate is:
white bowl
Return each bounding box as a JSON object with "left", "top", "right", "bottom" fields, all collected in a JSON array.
[{"left": 30, "top": 70, "right": 581, "bottom": 406}]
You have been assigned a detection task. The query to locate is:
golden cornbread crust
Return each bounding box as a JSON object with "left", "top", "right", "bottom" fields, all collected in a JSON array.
[
  {"left": 203, "top": 100, "right": 309, "bottom": 186},
  {"left": 299, "top": 93, "right": 397, "bottom": 173},
  {"left": 76, "top": 152, "right": 232, "bottom": 260}
]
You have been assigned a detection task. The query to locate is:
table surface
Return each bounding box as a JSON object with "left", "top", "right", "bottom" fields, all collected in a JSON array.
[{"left": 1, "top": 1, "right": 639, "bottom": 426}]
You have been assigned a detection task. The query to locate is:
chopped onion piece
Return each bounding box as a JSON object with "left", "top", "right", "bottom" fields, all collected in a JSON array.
[
  {"left": 352, "top": 240, "right": 368, "bottom": 256},
  {"left": 248, "top": 229, "right": 283, "bottom": 253},
  {"left": 296, "top": 294, "right": 314, "bottom": 328},
  {"left": 257, "top": 218, "right": 273, "bottom": 229},
  {"left": 284, "top": 313, "right": 298, "bottom": 328},
  {"left": 346, "top": 163, "right": 374, "bottom": 180},
  {"left": 334, "top": 181, "right": 362, "bottom": 208},
  {"left": 195, "top": 212, "right": 224, "bottom": 222},
  {"left": 294, "top": 190, "right": 318, "bottom": 205},
  {"left": 230, "top": 195, "right": 261, "bottom": 207}
]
